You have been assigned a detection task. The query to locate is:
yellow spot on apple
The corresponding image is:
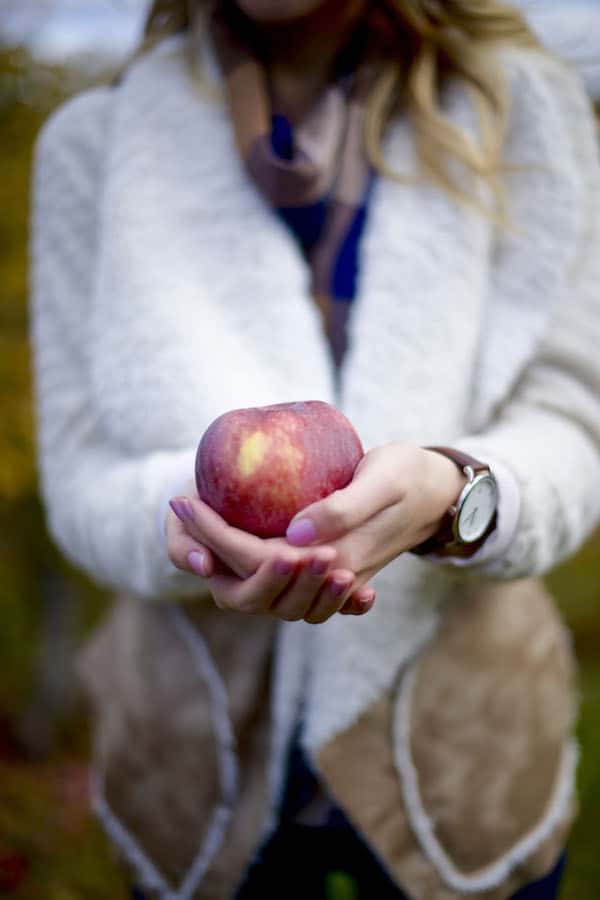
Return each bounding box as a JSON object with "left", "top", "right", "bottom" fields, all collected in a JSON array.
[{"left": 238, "top": 431, "right": 269, "bottom": 477}]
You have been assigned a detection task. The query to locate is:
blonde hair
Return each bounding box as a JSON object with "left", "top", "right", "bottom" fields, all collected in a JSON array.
[{"left": 130, "top": 0, "right": 543, "bottom": 213}]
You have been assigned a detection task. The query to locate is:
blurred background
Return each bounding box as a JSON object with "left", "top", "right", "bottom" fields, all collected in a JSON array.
[{"left": 0, "top": 1, "right": 599, "bottom": 897}]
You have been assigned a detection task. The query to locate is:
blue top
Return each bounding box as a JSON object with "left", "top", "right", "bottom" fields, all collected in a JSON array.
[{"left": 271, "top": 112, "right": 374, "bottom": 315}]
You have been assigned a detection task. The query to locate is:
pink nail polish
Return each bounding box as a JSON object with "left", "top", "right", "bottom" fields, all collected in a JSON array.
[
  {"left": 309, "top": 557, "right": 329, "bottom": 576},
  {"left": 170, "top": 498, "right": 194, "bottom": 523},
  {"left": 180, "top": 499, "right": 195, "bottom": 521},
  {"left": 169, "top": 499, "right": 186, "bottom": 522},
  {"left": 359, "top": 590, "right": 375, "bottom": 610},
  {"left": 286, "top": 518, "right": 317, "bottom": 546},
  {"left": 275, "top": 559, "right": 294, "bottom": 576},
  {"left": 330, "top": 578, "right": 351, "bottom": 598},
  {"left": 188, "top": 550, "right": 208, "bottom": 577}
]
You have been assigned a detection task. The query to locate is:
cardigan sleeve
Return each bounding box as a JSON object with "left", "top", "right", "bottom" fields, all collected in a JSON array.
[
  {"left": 449, "top": 51, "right": 600, "bottom": 579},
  {"left": 29, "top": 89, "right": 209, "bottom": 599}
]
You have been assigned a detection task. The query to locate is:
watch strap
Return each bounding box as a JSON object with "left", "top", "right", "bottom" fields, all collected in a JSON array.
[{"left": 424, "top": 446, "right": 490, "bottom": 478}]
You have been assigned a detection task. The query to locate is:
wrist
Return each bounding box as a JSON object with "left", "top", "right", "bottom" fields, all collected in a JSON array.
[
  {"left": 413, "top": 447, "right": 498, "bottom": 558},
  {"left": 422, "top": 447, "right": 468, "bottom": 535}
]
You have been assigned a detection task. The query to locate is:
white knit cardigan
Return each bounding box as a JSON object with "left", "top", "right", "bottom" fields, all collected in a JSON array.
[{"left": 30, "top": 34, "right": 600, "bottom": 896}]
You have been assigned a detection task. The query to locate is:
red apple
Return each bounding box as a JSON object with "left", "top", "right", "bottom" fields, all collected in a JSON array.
[{"left": 195, "top": 400, "right": 364, "bottom": 538}]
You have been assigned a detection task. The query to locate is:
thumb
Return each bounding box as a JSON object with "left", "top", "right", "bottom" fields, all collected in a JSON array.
[{"left": 285, "top": 451, "right": 391, "bottom": 546}]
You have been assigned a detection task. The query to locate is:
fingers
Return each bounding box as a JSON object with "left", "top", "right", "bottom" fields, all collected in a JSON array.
[
  {"left": 207, "top": 550, "right": 375, "bottom": 625},
  {"left": 168, "top": 499, "right": 377, "bottom": 622},
  {"left": 285, "top": 447, "right": 398, "bottom": 547},
  {"left": 302, "top": 568, "right": 358, "bottom": 624},
  {"left": 339, "top": 584, "right": 377, "bottom": 616},
  {"left": 208, "top": 553, "right": 299, "bottom": 613},
  {"left": 165, "top": 509, "right": 217, "bottom": 577},
  {"left": 268, "top": 548, "right": 337, "bottom": 621},
  {"left": 169, "top": 496, "right": 264, "bottom": 578}
]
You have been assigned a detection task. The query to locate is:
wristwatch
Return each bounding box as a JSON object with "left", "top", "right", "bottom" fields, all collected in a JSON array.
[{"left": 412, "top": 447, "right": 498, "bottom": 559}]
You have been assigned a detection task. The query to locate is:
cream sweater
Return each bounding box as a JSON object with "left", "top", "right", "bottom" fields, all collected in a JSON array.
[
  {"left": 29, "top": 35, "right": 600, "bottom": 894},
  {"left": 30, "top": 36, "right": 600, "bottom": 595}
]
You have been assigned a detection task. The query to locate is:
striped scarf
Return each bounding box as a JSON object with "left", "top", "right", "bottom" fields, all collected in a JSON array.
[{"left": 210, "top": 5, "right": 377, "bottom": 368}]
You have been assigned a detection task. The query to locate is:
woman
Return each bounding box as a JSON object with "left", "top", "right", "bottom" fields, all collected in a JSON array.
[{"left": 29, "top": 0, "right": 600, "bottom": 898}]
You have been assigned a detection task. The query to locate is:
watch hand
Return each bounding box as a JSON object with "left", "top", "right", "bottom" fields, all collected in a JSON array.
[{"left": 465, "top": 506, "right": 479, "bottom": 528}]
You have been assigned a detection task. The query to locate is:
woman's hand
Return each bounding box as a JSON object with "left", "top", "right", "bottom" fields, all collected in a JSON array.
[
  {"left": 165, "top": 485, "right": 376, "bottom": 623},
  {"left": 284, "top": 442, "right": 467, "bottom": 583}
]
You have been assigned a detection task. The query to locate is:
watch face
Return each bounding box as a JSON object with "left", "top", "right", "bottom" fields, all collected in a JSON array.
[{"left": 457, "top": 474, "right": 497, "bottom": 542}]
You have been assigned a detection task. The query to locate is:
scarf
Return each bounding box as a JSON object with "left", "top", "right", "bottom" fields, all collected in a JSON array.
[{"left": 210, "top": 4, "right": 378, "bottom": 368}]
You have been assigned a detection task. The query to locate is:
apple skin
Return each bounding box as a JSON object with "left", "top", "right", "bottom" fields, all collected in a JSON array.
[{"left": 195, "top": 400, "right": 364, "bottom": 538}]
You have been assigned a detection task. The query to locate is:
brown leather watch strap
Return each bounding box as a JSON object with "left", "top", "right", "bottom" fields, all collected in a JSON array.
[{"left": 423, "top": 446, "right": 490, "bottom": 478}]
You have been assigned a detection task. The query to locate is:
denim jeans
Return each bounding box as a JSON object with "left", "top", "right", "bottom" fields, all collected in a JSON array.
[
  {"left": 132, "top": 823, "right": 565, "bottom": 900},
  {"left": 232, "top": 819, "right": 566, "bottom": 900}
]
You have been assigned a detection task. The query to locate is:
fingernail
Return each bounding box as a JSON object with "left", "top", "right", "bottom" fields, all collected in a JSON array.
[
  {"left": 188, "top": 550, "right": 208, "bottom": 577},
  {"left": 170, "top": 498, "right": 194, "bottom": 523},
  {"left": 275, "top": 558, "right": 295, "bottom": 576},
  {"left": 309, "top": 557, "right": 329, "bottom": 576},
  {"left": 286, "top": 518, "right": 317, "bottom": 546},
  {"left": 330, "top": 577, "right": 351, "bottom": 598},
  {"left": 358, "top": 590, "right": 375, "bottom": 611}
]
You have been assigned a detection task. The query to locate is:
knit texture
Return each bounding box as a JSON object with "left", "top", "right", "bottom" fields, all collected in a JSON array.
[{"left": 30, "top": 34, "right": 600, "bottom": 821}]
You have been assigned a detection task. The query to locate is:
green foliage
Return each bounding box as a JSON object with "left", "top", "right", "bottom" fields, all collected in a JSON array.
[
  {"left": 0, "top": 55, "right": 39, "bottom": 503},
  {"left": 0, "top": 49, "right": 126, "bottom": 897},
  {"left": 0, "top": 759, "right": 128, "bottom": 899}
]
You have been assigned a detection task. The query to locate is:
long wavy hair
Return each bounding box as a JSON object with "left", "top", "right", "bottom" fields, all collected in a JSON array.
[{"left": 128, "top": 0, "right": 543, "bottom": 213}]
